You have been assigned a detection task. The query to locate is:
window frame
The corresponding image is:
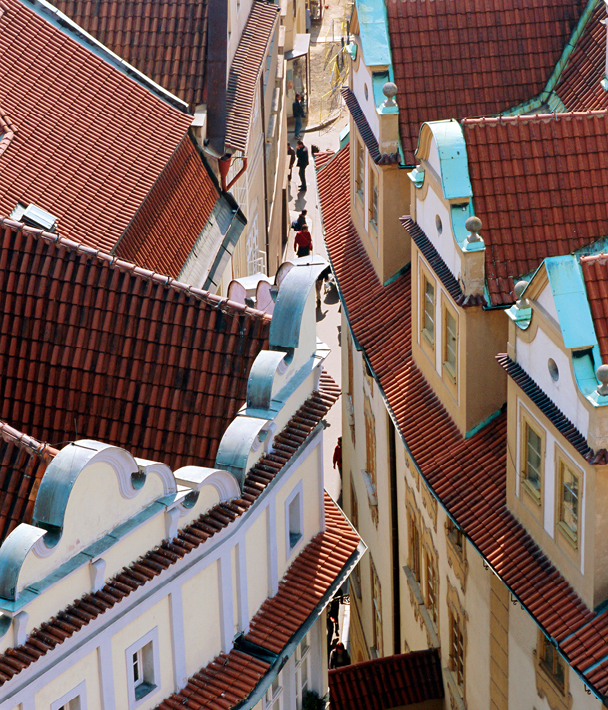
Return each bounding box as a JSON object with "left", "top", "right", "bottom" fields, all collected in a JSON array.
[
  {"left": 442, "top": 301, "right": 458, "bottom": 385},
  {"left": 370, "top": 557, "right": 383, "bottom": 655},
  {"left": 449, "top": 610, "right": 465, "bottom": 691},
  {"left": 350, "top": 477, "right": 362, "bottom": 598},
  {"left": 425, "top": 549, "right": 439, "bottom": 626},
  {"left": 264, "top": 672, "right": 284, "bottom": 710},
  {"left": 125, "top": 627, "right": 161, "bottom": 709},
  {"left": 519, "top": 411, "right": 545, "bottom": 506},
  {"left": 51, "top": 681, "right": 87, "bottom": 710},
  {"left": 555, "top": 450, "right": 582, "bottom": 549},
  {"left": 285, "top": 480, "right": 304, "bottom": 557},
  {"left": 408, "top": 508, "right": 422, "bottom": 583},
  {"left": 419, "top": 264, "right": 436, "bottom": 357},
  {"left": 295, "top": 634, "right": 311, "bottom": 710},
  {"left": 368, "top": 163, "right": 379, "bottom": 231},
  {"left": 355, "top": 139, "right": 365, "bottom": 203}
]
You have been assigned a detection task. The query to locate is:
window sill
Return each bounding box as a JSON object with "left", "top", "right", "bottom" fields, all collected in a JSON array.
[
  {"left": 444, "top": 667, "right": 466, "bottom": 710},
  {"left": 421, "top": 329, "right": 434, "bottom": 348},
  {"left": 442, "top": 361, "right": 457, "bottom": 385},
  {"left": 556, "top": 522, "right": 578, "bottom": 550},
  {"left": 362, "top": 470, "right": 377, "bottom": 506},
  {"left": 521, "top": 478, "right": 541, "bottom": 505},
  {"left": 289, "top": 532, "right": 303, "bottom": 550},
  {"left": 135, "top": 682, "right": 157, "bottom": 701}
]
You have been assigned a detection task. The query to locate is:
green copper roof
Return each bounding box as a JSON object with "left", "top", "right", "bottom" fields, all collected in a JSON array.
[
  {"left": 356, "top": 0, "right": 391, "bottom": 67},
  {"left": 422, "top": 120, "right": 472, "bottom": 201}
]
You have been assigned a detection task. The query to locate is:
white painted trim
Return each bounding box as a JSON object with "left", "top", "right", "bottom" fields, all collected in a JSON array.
[
  {"left": 98, "top": 636, "right": 116, "bottom": 710},
  {"left": 169, "top": 588, "right": 188, "bottom": 691},
  {"left": 51, "top": 679, "right": 87, "bottom": 710},
  {"left": 268, "top": 498, "right": 279, "bottom": 596},
  {"left": 236, "top": 542, "right": 250, "bottom": 633},
  {"left": 218, "top": 552, "right": 234, "bottom": 652},
  {"left": 285, "top": 480, "right": 304, "bottom": 560}
]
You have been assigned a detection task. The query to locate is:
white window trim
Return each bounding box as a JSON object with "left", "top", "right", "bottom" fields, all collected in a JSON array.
[
  {"left": 51, "top": 680, "right": 87, "bottom": 710},
  {"left": 264, "top": 671, "right": 284, "bottom": 710},
  {"left": 285, "top": 479, "right": 304, "bottom": 558},
  {"left": 125, "top": 627, "right": 161, "bottom": 709}
]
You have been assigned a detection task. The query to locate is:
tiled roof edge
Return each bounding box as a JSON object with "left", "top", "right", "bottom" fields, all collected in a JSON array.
[
  {"left": 496, "top": 354, "right": 593, "bottom": 459},
  {"left": 0, "top": 420, "right": 57, "bottom": 460},
  {"left": 580, "top": 252, "right": 608, "bottom": 265},
  {"left": 0, "top": 219, "right": 271, "bottom": 323},
  {"left": 462, "top": 109, "right": 608, "bottom": 131},
  {"left": 341, "top": 87, "right": 381, "bottom": 163},
  {"left": 400, "top": 217, "right": 486, "bottom": 308},
  {"left": 24, "top": 0, "right": 190, "bottom": 113},
  {"left": 0, "top": 378, "right": 340, "bottom": 688}
]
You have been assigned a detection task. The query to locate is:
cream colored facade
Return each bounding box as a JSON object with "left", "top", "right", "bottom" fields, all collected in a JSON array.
[
  {"left": 334, "top": 18, "right": 607, "bottom": 708},
  {"left": 0, "top": 265, "right": 360, "bottom": 710}
]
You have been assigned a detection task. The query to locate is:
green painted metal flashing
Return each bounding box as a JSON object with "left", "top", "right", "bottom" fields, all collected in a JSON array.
[
  {"left": 346, "top": 41, "right": 357, "bottom": 61},
  {"left": 574, "top": 346, "right": 603, "bottom": 401},
  {"left": 450, "top": 202, "right": 485, "bottom": 253},
  {"left": 339, "top": 124, "right": 350, "bottom": 150},
  {"left": 502, "top": 0, "right": 600, "bottom": 117},
  {"left": 407, "top": 166, "right": 424, "bottom": 187},
  {"left": 545, "top": 255, "right": 597, "bottom": 349},
  {"left": 355, "top": 0, "right": 391, "bottom": 67},
  {"left": 601, "top": 76, "right": 608, "bottom": 91},
  {"left": 423, "top": 120, "right": 472, "bottom": 201},
  {"left": 383, "top": 261, "right": 411, "bottom": 288},
  {"left": 372, "top": 70, "right": 389, "bottom": 109},
  {"left": 465, "top": 405, "right": 505, "bottom": 440},
  {"left": 574, "top": 236, "right": 608, "bottom": 259},
  {"left": 507, "top": 303, "right": 532, "bottom": 329}
]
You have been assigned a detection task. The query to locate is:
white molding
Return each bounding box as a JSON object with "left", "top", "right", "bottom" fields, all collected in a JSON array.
[
  {"left": 268, "top": 499, "right": 278, "bottom": 596},
  {"left": 98, "top": 635, "right": 116, "bottom": 710},
  {"left": 218, "top": 552, "right": 234, "bottom": 652},
  {"left": 50, "top": 679, "right": 87, "bottom": 710},
  {"left": 285, "top": 479, "right": 304, "bottom": 561},
  {"left": 125, "top": 626, "right": 161, "bottom": 710},
  {"left": 90, "top": 559, "right": 106, "bottom": 593},
  {"left": 169, "top": 588, "right": 188, "bottom": 690}
]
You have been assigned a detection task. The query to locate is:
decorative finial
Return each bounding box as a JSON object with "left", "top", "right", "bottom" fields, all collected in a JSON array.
[
  {"left": 514, "top": 280, "right": 529, "bottom": 308},
  {"left": 597, "top": 365, "right": 608, "bottom": 396},
  {"left": 382, "top": 82, "right": 398, "bottom": 107},
  {"left": 465, "top": 216, "right": 482, "bottom": 243}
]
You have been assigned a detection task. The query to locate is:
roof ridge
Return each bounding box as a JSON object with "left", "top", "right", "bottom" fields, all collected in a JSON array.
[
  {"left": 580, "top": 252, "right": 608, "bottom": 265},
  {"left": 0, "top": 420, "right": 57, "bottom": 460},
  {"left": 0, "top": 380, "right": 340, "bottom": 688},
  {"left": 0, "top": 218, "right": 271, "bottom": 323},
  {"left": 462, "top": 109, "right": 608, "bottom": 129}
]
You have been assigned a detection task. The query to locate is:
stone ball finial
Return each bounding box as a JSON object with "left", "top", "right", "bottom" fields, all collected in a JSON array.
[
  {"left": 597, "top": 365, "right": 608, "bottom": 396},
  {"left": 514, "top": 280, "right": 530, "bottom": 309},
  {"left": 382, "top": 82, "right": 398, "bottom": 106},
  {"left": 465, "top": 215, "right": 482, "bottom": 243}
]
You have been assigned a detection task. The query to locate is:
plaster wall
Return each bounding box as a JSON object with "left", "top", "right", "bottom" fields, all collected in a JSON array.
[
  {"left": 536, "top": 281, "right": 559, "bottom": 321},
  {"left": 110, "top": 596, "right": 174, "bottom": 710},
  {"left": 228, "top": 0, "right": 254, "bottom": 69},
  {"left": 246, "top": 509, "right": 270, "bottom": 619},
  {"left": 350, "top": 58, "right": 380, "bottom": 140},
  {"left": 182, "top": 560, "right": 222, "bottom": 676},
  {"left": 33, "top": 648, "right": 101, "bottom": 710},
  {"left": 516, "top": 320, "right": 589, "bottom": 436}
]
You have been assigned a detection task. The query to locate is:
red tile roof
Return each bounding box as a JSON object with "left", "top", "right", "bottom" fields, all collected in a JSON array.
[
  {"left": 225, "top": 1, "right": 280, "bottom": 154},
  {"left": 157, "top": 493, "right": 361, "bottom": 710},
  {"left": 387, "top": 0, "right": 586, "bottom": 164},
  {"left": 114, "top": 136, "right": 219, "bottom": 277},
  {"left": 462, "top": 111, "right": 608, "bottom": 305},
  {"left": 555, "top": 3, "right": 608, "bottom": 112},
  {"left": 0, "top": 423, "right": 57, "bottom": 546},
  {"left": 580, "top": 253, "right": 608, "bottom": 364},
  {"left": 0, "top": 219, "right": 270, "bottom": 470},
  {"left": 0, "top": 379, "right": 344, "bottom": 692},
  {"left": 328, "top": 649, "right": 444, "bottom": 710},
  {"left": 0, "top": 0, "right": 193, "bottom": 255},
  {"left": 316, "top": 142, "right": 600, "bottom": 677},
  {"left": 50, "top": 0, "right": 209, "bottom": 107}
]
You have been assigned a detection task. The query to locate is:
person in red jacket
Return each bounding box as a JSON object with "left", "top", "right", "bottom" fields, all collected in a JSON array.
[{"left": 294, "top": 223, "right": 312, "bottom": 257}]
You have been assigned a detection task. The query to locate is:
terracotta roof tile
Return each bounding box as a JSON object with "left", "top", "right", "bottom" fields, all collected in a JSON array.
[
  {"left": 387, "top": 0, "right": 586, "bottom": 164},
  {"left": 0, "top": 379, "right": 343, "bottom": 691},
  {"left": 114, "top": 136, "right": 219, "bottom": 277},
  {"left": 328, "top": 649, "right": 444, "bottom": 710},
  {"left": 581, "top": 254, "right": 608, "bottom": 364},
  {"left": 317, "top": 141, "right": 597, "bottom": 675},
  {"left": 463, "top": 111, "right": 608, "bottom": 305},
  {"left": 50, "top": 0, "right": 209, "bottom": 107},
  {"left": 0, "top": 219, "right": 270, "bottom": 470},
  {"left": 0, "top": 0, "right": 193, "bottom": 254},
  {"left": 225, "top": 1, "right": 279, "bottom": 154}
]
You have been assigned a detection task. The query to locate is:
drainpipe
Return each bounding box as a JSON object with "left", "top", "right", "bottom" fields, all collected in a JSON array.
[
  {"left": 219, "top": 155, "right": 248, "bottom": 192},
  {"left": 260, "top": 74, "right": 270, "bottom": 274},
  {"left": 389, "top": 415, "right": 401, "bottom": 654}
]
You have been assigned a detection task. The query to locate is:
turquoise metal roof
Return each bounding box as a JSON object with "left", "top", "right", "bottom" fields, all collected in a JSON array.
[
  {"left": 422, "top": 120, "right": 472, "bottom": 201},
  {"left": 545, "top": 255, "right": 597, "bottom": 350},
  {"left": 356, "top": 0, "right": 391, "bottom": 67}
]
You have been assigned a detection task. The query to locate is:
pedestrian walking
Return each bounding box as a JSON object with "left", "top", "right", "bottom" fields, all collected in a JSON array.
[
  {"left": 296, "top": 140, "right": 309, "bottom": 192},
  {"left": 293, "top": 93, "right": 305, "bottom": 138},
  {"left": 291, "top": 209, "right": 307, "bottom": 231},
  {"left": 287, "top": 142, "right": 296, "bottom": 181},
  {"left": 329, "top": 642, "right": 351, "bottom": 669},
  {"left": 294, "top": 223, "right": 312, "bottom": 257},
  {"left": 333, "top": 437, "right": 342, "bottom": 477}
]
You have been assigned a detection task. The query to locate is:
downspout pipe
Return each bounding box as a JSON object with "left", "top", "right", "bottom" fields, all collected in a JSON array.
[{"left": 219, "top": 155, "right": 248, "bottom": 192}]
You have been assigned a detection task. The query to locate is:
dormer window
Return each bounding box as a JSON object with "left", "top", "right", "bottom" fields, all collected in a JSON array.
[
  {"left": 522, "top": 421, "right": 543, "bottom": 502},
  {"left": 11, "top": 202, "right": 57, "bottom": 232},
  {"left": 558, "top": 460, "right": 579, "bottom": 545}
]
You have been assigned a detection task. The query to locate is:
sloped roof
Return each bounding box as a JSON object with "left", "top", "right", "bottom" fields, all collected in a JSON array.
[
  {"left": 462, "top": 111, "right": 608, "bottom": 305},
  {"left": 225, "top": 1, "right": 280, "bottom": 153},
  {"left": 114, "top": 136, "right": 220, "bottom": 277},
  {"left": 580, "top": 253, "right": 608, "bottom": 364},
  {"left": 0, "top": 219, "right": 270, "bottom": 470},
  {"left": 316, "top": 144, "right": 600, "bottom": 675},
  {"left": 386, "top": 0, "right": 586, "bottom": 164},
  {"left": 555, "top": 2, "right": 608, "bottom": 111},
  {"left": 0, "top": 0, "right": 194, "bottom": 254},
  {"left": 0, "top": 381, "right": 345, "bottom": 691},
  {"left": 49, "top": 0, "right": 209, "bottom": 107},
  {"left": 0, "top": 423, "right": 57, "bottom": 546},
  {"left": 158, "top": 494, "right": 361, "bottom": 710},
  {"left": 328, "top": 649, "right": 444, "bottom": 710}
]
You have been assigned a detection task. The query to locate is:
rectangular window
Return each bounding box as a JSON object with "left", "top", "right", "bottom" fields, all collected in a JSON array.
[
  {"left": 52, "top": 681, "right": 86, "bottom": 710},
  {"left": 364, "top": 394, "right": 376, "bottom": 492},
  {"left": 523, "top": 422, "right": 542, "bottom": 497},
  {"left": 350, "top": 478, "right": 361, "bottom": 596},
  {"left": 425, "top": 551, "right": 438, "bottom": 625},
  {"left": 295, "top": 635, "right": 310, "bottom": 710},
  {"left": 286, "top": 483, "right": 304, "bottom": 554},
  {"left": 356, "top": 140, "right": 365, "bottom": 201},
  {"left": 408, "top": 512, "right": 421, "bottom": 582},
  {"left": 443, "top": 308, "right": 457, "bottom": 381},
  {"left": 540, "top": 636, "right": 565, "bottom": 689},
  {"left": 449, "top": 612, "right": 464, "bottom": 690},
  {"left": 126, "top": 628, "right": 160, "bottom": 708},
  {"left": 447, "top": 520, "right": 463, "bottom": 552},
  {"left": 371, "top": 558, "right": 383, "bottom": 654},
  {"left": 369, "top": 168, "right": 378, "bottom": 227},
  {"left": 422, "top": 276, "right": 435, "bottom": 346},
  {"left": 559, "top": 461, "right": 579, "bottom": 542},
  {"left": 265, "top": 674, "right": 283, "bottom": 710}
]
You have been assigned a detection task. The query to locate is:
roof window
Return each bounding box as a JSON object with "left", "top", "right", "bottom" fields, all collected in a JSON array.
[{"left": 11, "top": 203, "right": 57, "bottom": 232}]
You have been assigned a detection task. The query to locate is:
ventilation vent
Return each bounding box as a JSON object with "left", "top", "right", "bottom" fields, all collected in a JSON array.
[{"left": 11, "top": 203, "right": 57, "bottom": 232}]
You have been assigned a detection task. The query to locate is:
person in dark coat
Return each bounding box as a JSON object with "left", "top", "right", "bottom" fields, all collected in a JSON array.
[
  {"left": 291, "top": 209, "right": 307, "bottom": 231},
  {"left": 293, "top": 93, "right": 305, "bottom": 138},
  {"left": 296, "top": 140, "right": 309, "bottom": 191},
  {"left": 329, "top": 642, "right": 351, "bottom": 668},
  {"left": 287, "top": 142, "right": 296, "bottom": 181}
]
